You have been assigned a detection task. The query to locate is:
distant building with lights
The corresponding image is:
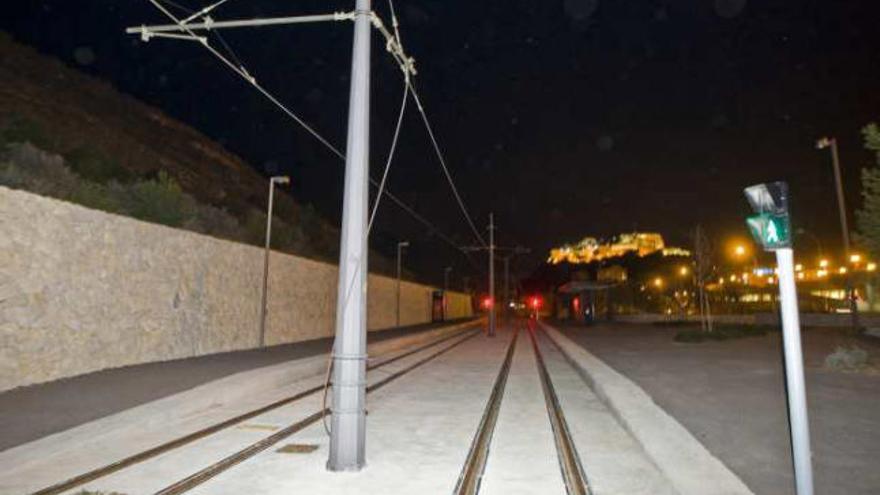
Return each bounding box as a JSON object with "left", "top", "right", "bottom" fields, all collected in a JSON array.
[{"left": 547, "top": 232, "right": 691, "bottom": 265}]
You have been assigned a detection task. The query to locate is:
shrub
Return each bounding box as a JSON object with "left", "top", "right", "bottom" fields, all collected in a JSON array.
[
  {"left": 825, "top": 345, "right": 869, "bottom": 371},
  {"left": 674, "top": 325, "right": 768, "bottom": 343},
  {"left": 125, "top": 171, "right": 192, "bottom": 227},
  {"left": 64, "top": 147, "right": 134, "bottom": 184},
  {"left": 68, "top": 180, "right": 123, "bottom": 213},
  {"left": 0, "top": 115, "right": 53, "bottom": 151}
]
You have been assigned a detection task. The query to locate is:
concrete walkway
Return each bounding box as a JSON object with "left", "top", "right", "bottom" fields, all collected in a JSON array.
[
  {"left": 0, "top": 318, "right": 475, "bottom": 451},
  {"left": 558, "top": 321, "right": 880, "bottom": 495}
]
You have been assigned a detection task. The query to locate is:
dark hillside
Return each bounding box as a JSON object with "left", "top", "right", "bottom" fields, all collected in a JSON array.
[{"left": 0, "top": 32, "right": 398, "bottom": 275}]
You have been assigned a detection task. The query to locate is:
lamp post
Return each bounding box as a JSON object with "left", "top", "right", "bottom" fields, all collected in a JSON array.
[
  {"left": 443, "top": 266, "right": 452, "bottom": 321},
  {"left": 396, "top": 241, "right": 409, "bottom": 328},
  {"left": 488, "top": 213, "right": 496, "bottom": 336},
  {"left": 259, "top": 175, "right": 290, "bottom": 348},
  {"left": 817, "top": 136, "right": 859, "bottom": 330}
]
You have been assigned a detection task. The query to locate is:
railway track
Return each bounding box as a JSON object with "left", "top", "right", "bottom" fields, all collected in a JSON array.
[
  {"left": 454, "top": 321, "right": 591, "bottom": 495},
  {"left": 452, "top": 326, "right": 519, "bottom": 495},
  {"left": 528, "top": 325, "right": 591, "bottom": 495},
  {"left": 30, "top": 325, "right": 480, "bottom": 495}
]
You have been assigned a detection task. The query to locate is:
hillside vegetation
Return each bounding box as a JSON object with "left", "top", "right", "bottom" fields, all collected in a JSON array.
[{"left": 0, "top": 33, "right": 395, "bottom": 274}]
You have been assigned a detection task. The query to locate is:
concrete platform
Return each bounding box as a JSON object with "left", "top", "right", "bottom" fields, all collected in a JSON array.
[
  {"left": 2, "top": 320, "right": 755, "bottom": 494},
  {"left": 0, "top": 320, "right": 479, "bottom": 494},
  {"left": 0, "top": 318, "right": 476, "bottom": 451}
]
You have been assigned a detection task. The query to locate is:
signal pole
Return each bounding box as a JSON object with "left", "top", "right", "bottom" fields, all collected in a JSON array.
[
  {"left": 744, "top": 182, "right": 813, "bottom": 495},
  {"left": 328, "top": 0, "right": 371, "bottom": 472}
]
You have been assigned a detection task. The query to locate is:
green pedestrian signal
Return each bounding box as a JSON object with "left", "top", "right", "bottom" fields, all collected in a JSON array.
[
  {"left": 744, "top": 182, "right": 792, "bottom": 251},
  {"left": 746, "top": 213, "right": 791, "bottom": 250}
]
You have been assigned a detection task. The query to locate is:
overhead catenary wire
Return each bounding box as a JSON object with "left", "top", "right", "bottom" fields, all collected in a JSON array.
[
  {"left": 377, "top": 2, "right": 488, "bottom": 249},
  {"left": 135, "top": 0, "right": 471, "bottom": 258}
]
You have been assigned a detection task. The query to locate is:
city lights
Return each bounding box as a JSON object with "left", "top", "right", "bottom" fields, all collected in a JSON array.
[
  {"left": 679, "top": 266, "right": 689, "bottom": 276},
  {"left": 869, "top": 262, "right": 877, "bottom": 272},
  {"left": 653, "top": 277, "right": 664, "bottom": 288},
  {"left": 819, "top": 259, "right": 829, "bottom": 268},
  {"left": 850, "top": 254, "right": 862, "bottom": 263},
  {"left": 839, "top": 267, "right": 847, "bottom": 275}
]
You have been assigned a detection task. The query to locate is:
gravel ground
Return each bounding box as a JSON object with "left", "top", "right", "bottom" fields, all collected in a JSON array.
[
  {"left": 558, "top": 320, "right": 880, "bottom": 495},
  {"left": 0, "top": 318, "right": 475, "bottom": 451}
]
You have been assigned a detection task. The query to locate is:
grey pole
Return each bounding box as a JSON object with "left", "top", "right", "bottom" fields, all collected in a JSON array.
[
  {"left": 328, "top": 0, "right": 370, "bottom": 472},
  {"left": 828, "top": 138, "right": 859, "bottom": 330},
  {"left": 488, "top": 213, "right": 496, "bottom": 337},
  {"left": 503, "top": 256, "right": 510, "bottom": 320},
  {"left": 259, "top": 175, "right": 289, "bottom": 348},
  {"left": 396, "top": 241, "right": 409, "bottom": 328},
  {"left": 775, "top": 247, "right": 815, "bottom": 495}
]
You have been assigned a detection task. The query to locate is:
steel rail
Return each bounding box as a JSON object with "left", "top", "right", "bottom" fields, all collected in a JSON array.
[
  {"left": 528, "top": 325, "right": 591, "bottom": 495},
  {"left": 29, "top": 323, "right": 480, "bottom": 495},
  {"left": 153, "top": 328, "right": 481, "bottom": 494},
  {"left": 452, "top": 327, "right": 519, "bottom": 495}
]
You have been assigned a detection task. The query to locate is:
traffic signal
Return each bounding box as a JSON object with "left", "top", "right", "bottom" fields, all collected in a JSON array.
[
  {"left": 746, "top": 212, "right": 791, "bottom": 250},
  {"left": 743, "top": 181, "right": 792, "bottom": 251},
  {"left": 529, "top": 296, "right": 542, "bottom": 309}
]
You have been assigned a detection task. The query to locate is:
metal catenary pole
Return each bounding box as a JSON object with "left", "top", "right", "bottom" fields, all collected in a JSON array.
[
  {"left": 259, "top": 175, "right": 289, "bottom": 347},
  {"left": 488, "top": 213, "right": 496, "bottom": 337},
  {"left": 328, "top": 0, "right": 371, "bottom": 472},
  {"left": 828, "top": 139, "right": 859, "bottom": 330},
  {"left": 775, "top": 247, "right": 814, "bottom": 495}
]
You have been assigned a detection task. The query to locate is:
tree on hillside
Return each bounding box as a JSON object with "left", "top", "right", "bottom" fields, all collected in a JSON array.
[
  {"left": 856, "top": 123, "right": 880, "bottom": 260},
  {"left": 691, "top": 224, "right": 714, "bottom": 332}
]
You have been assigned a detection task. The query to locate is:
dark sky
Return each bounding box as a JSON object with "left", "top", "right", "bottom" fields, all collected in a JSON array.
[{"left": 4, "top": 0, "right": 880, "bottom": 284}]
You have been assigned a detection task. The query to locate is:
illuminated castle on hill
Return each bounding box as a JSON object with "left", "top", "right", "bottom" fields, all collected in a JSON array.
[{"left": 547, "top": 232, "right": 691, "bottom": 265}]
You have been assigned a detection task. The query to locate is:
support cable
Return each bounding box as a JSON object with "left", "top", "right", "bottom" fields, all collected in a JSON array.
[
  {"left": 180, "top": 0, "right": 234, "bottom": 25},
  {"left": 368, "top": 77, "right": 409, "bottom": 232},
  {"left": 134, "top": 1, "right": 469, "bottom": 256},
  {"left": 374, "top": 4, "right": 487, "bottom": 249}
]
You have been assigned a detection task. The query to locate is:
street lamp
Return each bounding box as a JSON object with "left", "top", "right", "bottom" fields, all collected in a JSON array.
[
  {"left": 396, "top": 241, "right": 409, "bottom": 328},
  {"left": 259, "top": 175, "right": 290, "bottom": 348},
  {"left": 817, "top": 136, "right": 859, "bottom": 328}
]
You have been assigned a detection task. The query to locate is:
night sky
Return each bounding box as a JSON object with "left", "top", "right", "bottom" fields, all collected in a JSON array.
[{"left": 4, "top": 0, "right": 880, "bottom": 283}]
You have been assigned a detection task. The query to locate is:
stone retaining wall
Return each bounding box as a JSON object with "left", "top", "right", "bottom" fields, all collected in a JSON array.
[{"left": 0, "top": 186, "right": 473, "bottom": 391}]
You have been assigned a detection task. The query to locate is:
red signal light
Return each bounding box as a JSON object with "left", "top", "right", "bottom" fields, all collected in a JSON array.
[
  {"left": 481, "top": 297, "right": 494, "bottom": 309},
  {"left": 530, "top": 296, "right": 542, "bottom": 309}
]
